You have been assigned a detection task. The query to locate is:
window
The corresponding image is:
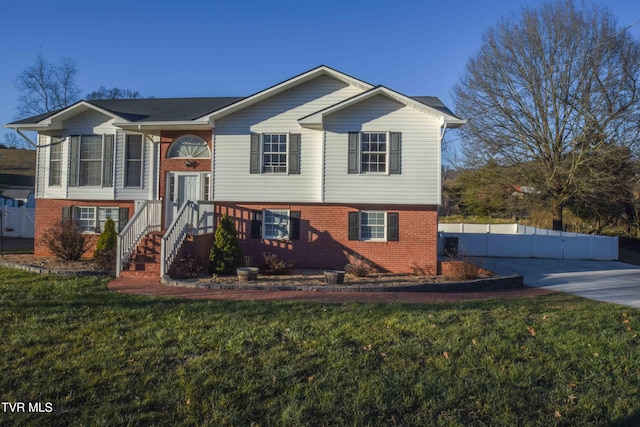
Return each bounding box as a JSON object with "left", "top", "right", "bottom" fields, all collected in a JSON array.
[
  {"left": 262, "top": 134, "right": 288, "bottom": 173},
  {"left": 72, "top": 206, "right": 124, "bottom": 233},
  {"left": 69, "top": 135, "right": 114, "bottom": 187},
  {"left": 348, "top": 132, "right": 401, "bottom": 175},
  {"left": 251, "top": 210, "right": 300, "bottom": 239},
  {"left": 49, "top": 137, "right": 62, "bottom": 186},
  {"left": 263, "top": 209, "right": 290, "bottom": 239},
  {"left": 361, "top": 132, "right": 387, "bottom": 173},
  {"left": 360, "top": 211, "right": 386, "bottom": 240},
  {"left": 168, "top": 135, "right": 210, "bottom": 158},
  {"left": 250, "top": 133, "right": 301, "bottom": 174},
  {"left": 125, "top": 135, "right": 143, "bottom": 187},
  {"left": 348, "top": 211, "right": 399, "bottom": 241}
]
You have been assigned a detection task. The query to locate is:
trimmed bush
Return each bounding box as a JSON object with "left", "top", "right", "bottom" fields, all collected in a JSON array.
[
  {"left": 93, "top": 218, "right": 117, "bottom": 270},
  {"left": 208, "top": 214, "right": 242, "bottom": 275},
  {"left": 41, "top": 219, "right": 89, "bottom": 261}
]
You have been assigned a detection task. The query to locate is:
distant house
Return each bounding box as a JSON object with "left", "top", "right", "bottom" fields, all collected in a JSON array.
[
  {"left": 5, "top": 65, "right": 465, "bottom": 278},
  {"left": 0, "top": 188, "right": 35, "bottom": 208}
]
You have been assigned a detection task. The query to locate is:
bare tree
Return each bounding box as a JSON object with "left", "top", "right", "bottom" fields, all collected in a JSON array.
[
  {"left": 14, "top": 55, "right": 81, "bottom": 118},
  {"left": 453, "top": 0, "right": 640, "bottom": 230},
  {"left": 2, "top": 132, "right": 30, "bottom": 149},
  {"left": 86, "top": 87, "right": 147, "bottom": 100}
]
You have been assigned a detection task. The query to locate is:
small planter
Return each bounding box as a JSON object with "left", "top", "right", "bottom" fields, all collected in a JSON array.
[
  {"left": 324, "top": 270, "right": 346, "bottom": 285},
  {"left": 237, "top": 267, "right": 259, "bottom": 282}
]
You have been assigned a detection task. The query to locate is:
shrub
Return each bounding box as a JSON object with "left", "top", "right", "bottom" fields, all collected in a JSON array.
[
  {"left": 262, "top": 252, "right": 294, "bottom": 275},
  {"left": 208, "top": 214, "right": 242, "bottom": 275},
  {"left": 93, "top": 218, "right": 117, "bottom": 270},
  {"left": 41, "top": 219, "right": 89, "bottom": 261},
  {"left": 171, "top": 253, "right": 203, "bottom": 279},
  {"left": 345, "top": 255, "right": 374, "bottom": 277}
]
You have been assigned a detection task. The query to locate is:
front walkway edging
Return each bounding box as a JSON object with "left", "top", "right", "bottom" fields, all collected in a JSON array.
[
  {"left": 0, "top": 260, "right": 112, "bottom": 277},
  {"left": 161, "top": 274, "right": 524, "bottom": 293}
]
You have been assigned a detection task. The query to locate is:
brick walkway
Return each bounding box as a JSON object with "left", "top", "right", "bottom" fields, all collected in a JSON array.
[{"left": 108, "top": 277, "right": 554, "bottom": 304}]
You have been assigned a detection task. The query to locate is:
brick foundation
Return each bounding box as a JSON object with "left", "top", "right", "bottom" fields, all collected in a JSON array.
[
  {"left": 214, "top": 203, "right": 438, "bottom": 274},
  {"left": 34, "top": 199, "right": 135, "bottom": 258}
]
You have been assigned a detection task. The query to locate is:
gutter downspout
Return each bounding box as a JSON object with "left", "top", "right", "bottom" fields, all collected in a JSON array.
[
  {"left": 437, "top": 120, "right": 448, "bottom": 207},
  {"left": 15, "top": 129, "right": 38, "bottom": 148}
]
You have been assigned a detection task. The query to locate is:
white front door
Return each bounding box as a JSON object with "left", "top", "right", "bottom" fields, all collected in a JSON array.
[{"left": 166, "top": 172, "right": 206, "bottom": 226}]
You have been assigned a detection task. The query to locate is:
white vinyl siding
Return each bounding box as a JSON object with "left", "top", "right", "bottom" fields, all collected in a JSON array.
[
  {"left": 214, "top": 75, "right": 365, "bottom": 203},
  {"left": 37, "top": 109, "right": 156, "bottom": 201},
  {"left": 324, "top": 95, "right": 442, "bottom": 205}
]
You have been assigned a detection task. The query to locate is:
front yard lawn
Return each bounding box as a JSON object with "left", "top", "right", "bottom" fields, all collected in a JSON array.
[{"left": 1, "top": 266, "right": 639, "bottom": 426}]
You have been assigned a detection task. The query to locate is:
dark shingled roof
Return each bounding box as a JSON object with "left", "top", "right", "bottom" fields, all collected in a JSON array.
[
  {"left": 410, "top": 96, "right": 460, "bottom": 119},
  {"left": 8, "top": 95, "right": 459, "bottom": 125},
  {"left": 8, "top": 97, "right": 245, "bottom": 125}
]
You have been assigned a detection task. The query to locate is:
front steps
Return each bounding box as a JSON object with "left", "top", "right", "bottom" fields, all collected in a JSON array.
[{"left": 119, "top": 231, "right": 163, "bottom": 279}]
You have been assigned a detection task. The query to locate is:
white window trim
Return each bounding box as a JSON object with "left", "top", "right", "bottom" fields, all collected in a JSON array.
[
  {"left": 73, "top": 206, "right": 120, "bottom": 234},
  {"left": 167, "top": 134, "right": 211, "bottom": 158},
  {"left": 261, "top": 133, "right": 289, "bottom": 174},
  {"left": 48, "top": 137, "right": 63, "bottom": 187},
  {"left": 262, "top": 208, "right": 291, "bottom": 240},
  {"left": 359, "top": 210, "right": 387, "bottom": 242},
  {"left": 360, "top": 131, "right": 389, "bottom": 175}
]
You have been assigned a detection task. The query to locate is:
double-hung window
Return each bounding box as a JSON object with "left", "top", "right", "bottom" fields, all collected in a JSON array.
[
  {"left": 49, "top": 137, "right": 62, "bottom": 186},
  {"left": 250, "top": 209, "right": 301, "bottom": 240},
  {"left": 249, "top": 133, "right": 301, "bottom": 174},
  {"left": 68, "top": 206, "right": 126, "bottom": 233},
  {"left": 124, "top": 135, "right": 143, "bottom": 187},
  {"left": 263, "top": 209, "right": 290, "bottom": 239},
  {"left": 348, "top": 132, "right": 401, "bottom": 175},
  {"left": 361, "top": 132, "right": 387, "bottom": 173},
  {"left": 348, "top": 211, "right": 399, "bottom": 241},
  {"left": 69, "top": 135, "right": 114, "bottom": 187},
  {"left": 262, "top": 134, "right": 288, "bottom": 173}
]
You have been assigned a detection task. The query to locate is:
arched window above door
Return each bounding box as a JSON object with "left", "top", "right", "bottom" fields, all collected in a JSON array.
[{"left": 167, "top": 135, "right": 210, "bottom": 158}]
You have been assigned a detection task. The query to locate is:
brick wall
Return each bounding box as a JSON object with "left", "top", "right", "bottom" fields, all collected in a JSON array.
[
  {"left": 214, "top": 203, "right": 438, "bottom": 273},
  {"left": 34, "top": 199, "right": 135, "bottom": 258}
]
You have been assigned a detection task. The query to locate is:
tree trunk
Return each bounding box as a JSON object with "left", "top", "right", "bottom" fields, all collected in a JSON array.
[{"left": 552, "top": 203, "right": 563, "bottom": 231}]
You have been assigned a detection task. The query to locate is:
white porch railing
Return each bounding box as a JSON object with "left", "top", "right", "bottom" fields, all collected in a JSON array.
[
  {"left": 161, "top": 200, "right": 198, "bottom": 278},
  {"left": 160, "top": 200, "right": 216, "bottom": 278},
  {"left": 116, "top": 200, "right": 162, "bottom": 277}
]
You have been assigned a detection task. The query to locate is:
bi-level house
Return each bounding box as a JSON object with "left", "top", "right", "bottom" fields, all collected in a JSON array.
[{"left": 5, "top": 66, "right": 465, "bottom": 278}]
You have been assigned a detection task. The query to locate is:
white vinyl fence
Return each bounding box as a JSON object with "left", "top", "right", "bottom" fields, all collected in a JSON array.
[
  {"left": 438, "top": 223, "right": 618, "bottom": 261},
  {"left": 0, "top": 206, "right": 35, "bottom": 238}
]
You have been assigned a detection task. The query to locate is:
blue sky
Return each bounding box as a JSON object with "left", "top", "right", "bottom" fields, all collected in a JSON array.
[{"left": 1, "top": 0, "right": 639, "bottom": 158}]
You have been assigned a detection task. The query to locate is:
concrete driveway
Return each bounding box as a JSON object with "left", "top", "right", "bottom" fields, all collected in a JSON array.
[{"left": 481, "top": 257, "right": 640, "bottom": 309}]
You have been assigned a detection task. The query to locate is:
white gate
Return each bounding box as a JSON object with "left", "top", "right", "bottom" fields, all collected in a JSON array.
[{"left": 0, "top": 206, "right": 35, "bottom": 238}]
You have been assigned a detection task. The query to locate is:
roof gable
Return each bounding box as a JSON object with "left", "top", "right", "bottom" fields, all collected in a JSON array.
[
  {"left": 198, "top": 65, "right": 374, "bottom": 122},
  {"left": 298, "top": 86, "right": 466, "bottom": 129}
]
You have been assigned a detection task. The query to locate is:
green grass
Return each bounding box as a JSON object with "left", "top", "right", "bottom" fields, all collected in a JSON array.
[{"left": 1, "top": 267, "right": 640, "bottom": 426}]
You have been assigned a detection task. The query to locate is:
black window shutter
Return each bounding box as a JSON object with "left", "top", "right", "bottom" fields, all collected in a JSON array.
[
  {"left": 290, "top": 211, "right": 301, "bottom": 240},
  {"left": 103, "top": 135, "right": 114, "bottom": 187},
  {"left": 348, "top": 211, "right": 359, "bottom": 240},
  {"left": 289, "top": 134, "right": 301, "bottom": 174},
  {"left": 387, "top": 212, "right": 399, "bottom": 241},
  {"left": 118, "top": 208, "right": 129, "bottom": 233},
  {"left": 62, "top": 206, "right": 71, "bottom": 220},
  {"left": 251, "top": 210, "right": 262, "bottom": 238},
  {"left": 348, "top": 132, "right": 359, "bottom": 174},
  {"left": 69, "top": 136, "right": 79, "bottom": 187},
  {"left": 250, "top": 133, "right": 261, "bottom": 174},
  {"left": 389, "top": 132, "right": 401, "bottom": 174}
]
